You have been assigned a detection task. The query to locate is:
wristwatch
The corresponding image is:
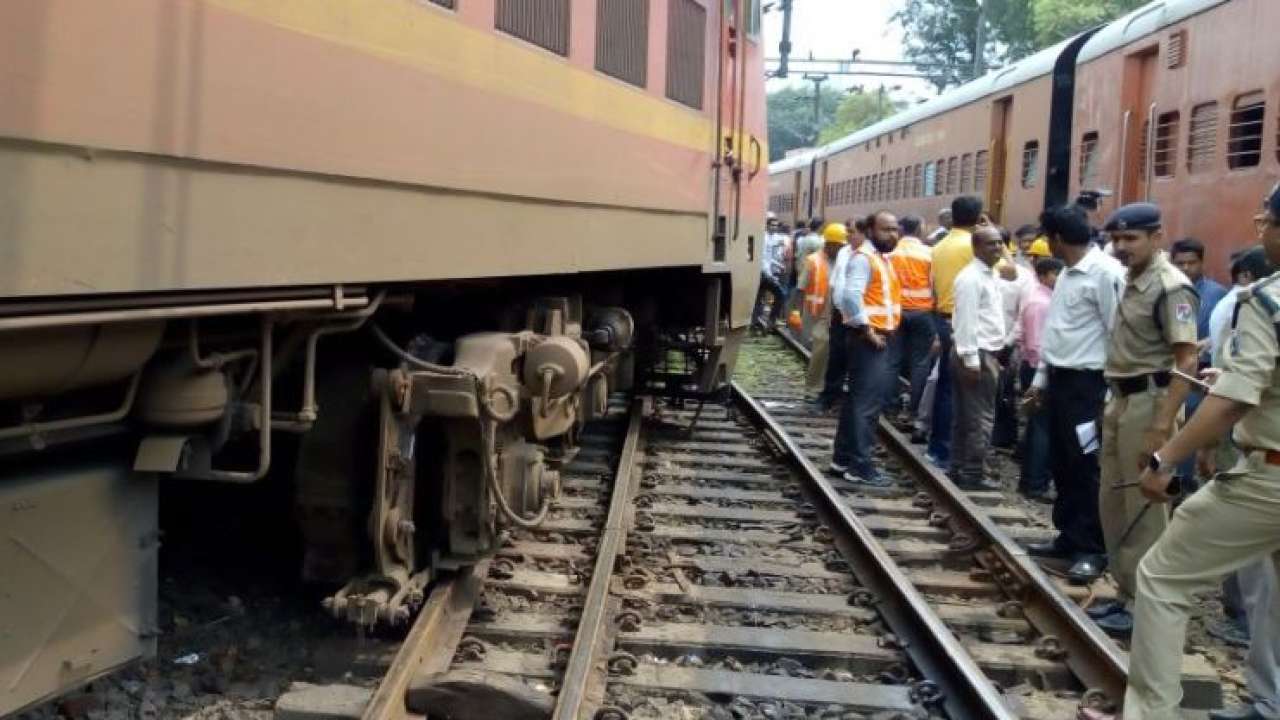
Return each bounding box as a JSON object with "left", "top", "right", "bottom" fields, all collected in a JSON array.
[{"left": 1147, "top": 452, "right": 1164, "bottom": 473}]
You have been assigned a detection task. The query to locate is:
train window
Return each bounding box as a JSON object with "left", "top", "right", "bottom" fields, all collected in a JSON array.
[
  {"left": 974, "top": 150, "right": 989, "bottom": 193},
  {"left": 945, "top": 157, "right": 958, "bottom": 194},
  {"left": 596, "top": 0, "right": 649, "bottom": 88},
  {"left": 1152, "top": 116, "right": 1178, "bottom": 178},
  {"left": 1021, "top": 141, "right": 1040, "bottom": 188},
  {"left": 665, "top": 0, "right": 707, "bottom": 109},
  {"left": 894, "top": 169, "right": 904, "bottom": 200},
  {"left": 746, "top": 0, "right": 762, "bottom": 38},
  {"left": 1079, "top": 131, "right": 1101, "bottom": 185},
  {"left": 913, "top": 164, "right": 923, "bottom": 198},
  {"left": 923, "top": 162, "right": 937, "bottom": 197},
  {"left": 1166, "top": 30, "right": 1187, "bottom": 70},
  {"left": 496, "top": 0, "right": 571, "bottom": 56},
  {"left": 1187, "top": 102, "right": 1219, "bottom": 174},
  {"left": 1228, "top": 92, "right": 1265, "bottom": 170},
  {"left": 960, "top": 154, "right": 973, "bottom": 192}
]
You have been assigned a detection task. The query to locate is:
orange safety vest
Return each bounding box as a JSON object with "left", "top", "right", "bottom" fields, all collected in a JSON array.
[
  {"left": 858, "top": 245, "right": 903, "bottom": 332},
  {"left": 803, "top": 252, "right": 831, "bottom": 317},
  {"left": 888, "top": 237, "right": 933, "bottom": 312}
]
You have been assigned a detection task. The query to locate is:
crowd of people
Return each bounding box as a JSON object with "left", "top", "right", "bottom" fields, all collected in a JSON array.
[{"left": 754, "top": 185, "right": 1280, "bottom": 720}]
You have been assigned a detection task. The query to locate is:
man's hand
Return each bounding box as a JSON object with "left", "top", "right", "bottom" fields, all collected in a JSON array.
[
  {"left": 1138, "top": 424, "right": 1173, "bottom": 472},
  {"left": 1200, "top": 367, "right": 1222, "bottom": 385},
  {"left": 998, "top": 263, "right": 1017, "bottom": 281},
  {"left": 864, "top": 326, "right": 886, "bottom": 350},
  {"left": 930, "top": 337, "right": 941, "bottom": 356},
  {"left": 1020, "top": 387, "right": 1043, "bottom": 415},
  {"left": 959, "top": 364, "right": 981, "bottom": 385},
  {"left": 1140, "top": 465, "right": 1177, "bottom": 503}
]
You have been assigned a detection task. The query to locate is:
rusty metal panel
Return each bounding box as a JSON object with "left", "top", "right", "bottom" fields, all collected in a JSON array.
[
  {"left": 496, "top": 0, "right": 570, "bottom": 56},
  {"left": 665, "top": 0, "right": 706, "bottom": 110},
  {"left": 0, "top": 462, "right": 158, "bottom": 716},
  {"left": 595, "top": 0, "right": 648, "bottom": 88}
]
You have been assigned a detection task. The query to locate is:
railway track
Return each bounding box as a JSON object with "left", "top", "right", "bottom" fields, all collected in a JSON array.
[{"left": 291, "top": 334, "right": 1224, "bottom": 720}]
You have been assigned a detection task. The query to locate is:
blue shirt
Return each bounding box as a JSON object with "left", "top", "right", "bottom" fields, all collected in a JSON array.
[{"left": 1194, "top": 275, "right": 1228, "bottom": 340}]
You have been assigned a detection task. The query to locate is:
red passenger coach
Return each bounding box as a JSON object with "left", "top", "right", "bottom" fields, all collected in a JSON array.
[{"left": 771, "top": 0, "right": 1279, "bottom": 279}]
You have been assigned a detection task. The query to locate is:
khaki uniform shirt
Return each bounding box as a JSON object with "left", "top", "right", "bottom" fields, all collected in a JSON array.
[
  {"left": 1211, "top": 275, "right": 1280, "bottom": 451},
  {"left": 1105, "top": 253, "right": 1199, "bottom": 378}
]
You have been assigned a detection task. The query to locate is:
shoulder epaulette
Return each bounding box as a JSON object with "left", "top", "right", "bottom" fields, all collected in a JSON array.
[{"left": 1232, "top": 273, "right": 1280, "bottom": 347}]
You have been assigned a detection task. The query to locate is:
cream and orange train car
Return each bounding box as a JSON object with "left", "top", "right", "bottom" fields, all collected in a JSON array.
[
  {"left": 770, "top": 0, "right": 1278, "bottom": 280},
  {"left": 0, "top": 0, "right": 766, "bottom": 713}
]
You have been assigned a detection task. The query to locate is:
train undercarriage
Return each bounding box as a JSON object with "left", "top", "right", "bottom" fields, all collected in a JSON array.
[{"left": 1, "top": 268, "right": 745, "bottom": 715}]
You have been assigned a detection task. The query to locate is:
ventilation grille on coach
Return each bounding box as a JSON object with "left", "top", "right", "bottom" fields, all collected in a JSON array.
[
  {"left": 596, "top": 0, "right": 649, "bottom": 88},
  {"left": 665, "top": 0, "right": 706, "bottom": 109},
  {"left": 496, "top": 0, "right": 571, "bottom": 56}
]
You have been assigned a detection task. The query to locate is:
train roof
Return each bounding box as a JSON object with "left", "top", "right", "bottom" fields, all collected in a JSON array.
[
  {"left": 1076, "top": 0, "right": 1230, "bottom": 63},
  {"left": 767, "top": 0, "right": 1233, "bottom": 177}
]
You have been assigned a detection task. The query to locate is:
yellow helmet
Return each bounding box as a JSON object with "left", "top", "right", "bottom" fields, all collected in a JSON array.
[
  {"left": 822, "top": 223, "right": 849, "bottom": 245},
  {"left": 1028, "top": 237, "right": 1051, "bottom": 257}
]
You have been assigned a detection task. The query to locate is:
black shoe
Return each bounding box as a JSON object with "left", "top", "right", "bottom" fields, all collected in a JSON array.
[
  {"left": 1085, "top": 599, "right": 1125, "bottom": 620},
  {"left": 1025, "top": 538, "right": 1074, "bottom": 559},
  {"left": 1209, "top": 705, "right": 1267, "bottom": 720},
  {"left": 1067, "top": 554, "right": 1107, "bottom": 584},
  {"left": 1094, "top": 608, "right": 1133, "bottom": 637}
]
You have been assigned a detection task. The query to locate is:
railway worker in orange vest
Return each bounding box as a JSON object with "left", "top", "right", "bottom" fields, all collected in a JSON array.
[
  {"left": 830, "top": 210, "right": 902, "bottom": 486},
  {"left": 883, "top": 215, "right": 936, "bottom": 426},
  {"left": 799, "top": 223, "right": 849, "bottom": 399}
]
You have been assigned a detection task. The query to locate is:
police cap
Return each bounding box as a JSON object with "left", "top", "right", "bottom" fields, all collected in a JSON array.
[{"left": 1104, "top": 202, "right": 1162, "bottom": 233}]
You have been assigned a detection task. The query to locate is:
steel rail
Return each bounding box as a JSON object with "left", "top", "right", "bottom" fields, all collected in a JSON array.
[
  {"left": 360, "top": 560, "right": 489, "bottom": 720},
  {"left": 772, "top": 328, "right": 1131, "bottom": 707},
  {"left": 553, "top": 399, "right": 644, "bottom": 720},
  {"left": 731, "top": 382, "right": 1015, "bottom": 719}
]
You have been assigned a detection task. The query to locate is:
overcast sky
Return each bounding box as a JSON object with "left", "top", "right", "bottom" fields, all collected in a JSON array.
[{"left": 762, "top": 0, "right": 936, "bottom": 103}]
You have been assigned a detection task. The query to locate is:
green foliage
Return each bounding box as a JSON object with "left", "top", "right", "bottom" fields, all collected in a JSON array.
[
  {"left": 1031, "top": 0, "right": 1147, "bottom": 47},
  {"left": 766, "top": 85, "right": 841, "bottom": 162},
  {"left": 893, "top": 0, "right": 1148, "bottom": 91},
  {"left": 817, "top": 91, "right": 905, "bottom": 145}
]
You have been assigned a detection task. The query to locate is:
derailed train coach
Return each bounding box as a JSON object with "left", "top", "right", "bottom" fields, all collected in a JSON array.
[
  {"left": 0, "top": 1, "right": 766, "bottom": 713},
  {"left": 770, "top": 0, "right": 1280, "bottom": 281}
]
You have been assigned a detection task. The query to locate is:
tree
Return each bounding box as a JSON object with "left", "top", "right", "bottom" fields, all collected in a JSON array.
[
  {"left": 817, "top": 91, "right": 905, "bottom": 145},
  {"left": 766, "top": 85, "right": 841, "bottom": 162},
  {"left": 894, "top": 0, "right": 1147, "bottom": 91}
]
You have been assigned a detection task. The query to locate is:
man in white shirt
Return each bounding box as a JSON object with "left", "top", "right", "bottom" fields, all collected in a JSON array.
[
  {"left": 1023, "top": 205, "right": 1126, "bottom": 582},
  {"left": 815, "top": 219, "right": 862, "bottom": 410},
  {"left": 950, "top": 226, "right": 1007, "bottom": 490},
  {"left": 752, "top": 213, "right": 790, "bottom": 331},
  {"left": 992, "top": 230, "right": 1037, "bottom": 449}
]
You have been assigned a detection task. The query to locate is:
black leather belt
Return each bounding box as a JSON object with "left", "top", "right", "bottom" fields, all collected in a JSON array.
[{"left": 1113, "top": 371, "right": 1171, "bottom": 397}]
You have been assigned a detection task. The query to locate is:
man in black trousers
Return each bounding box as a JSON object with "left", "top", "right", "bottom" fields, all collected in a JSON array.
[{"left": 1021, "top": 205, "right": 1126, "bottom": 582}]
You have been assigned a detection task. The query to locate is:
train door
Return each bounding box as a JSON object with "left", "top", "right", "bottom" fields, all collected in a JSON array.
[
  {"left": 713, "top": 0, "right": 752, "bottom": 259},
  {"left": 988, "top": 96, "right": 1013, "bottom": 223},
  {"left": 791, "top": 170, "right": 802, "bottom": 227},
  {"left": 1119, "top": 48, "right": 1159, "bottom": 203},
  {"left": 819, "top": 160, "right": 830, "bottom": 220}
]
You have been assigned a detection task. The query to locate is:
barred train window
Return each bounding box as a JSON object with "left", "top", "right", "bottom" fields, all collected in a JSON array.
[
  {"left": 496, "top": 0, "right": 570, "bottom": 56},
  {"left": 923, "top": 162, "right": 937, "bottom": 197},
  {"left": 1153, "top": 115, "right": 1178, "bottom": 178},
  {"left": 1021, "top": 141, "right": 1040, "bottom": 188},
  {"left": 960, "top": 153, "right": 973, "bottom": 192},
  {"left": 666, "top": 0, "right": 707, "bottom": 109},
  {"left": 912, "top": 164, "right": 922, "bottom": 198},
  {"left": 1228, "top": 92, "right": 1265, "bottom": 170},
  {"left": 945, "top": 157, "right": 958, "bottom": 194},
  {"left": 1186, "top": 102, "right": 1218, "bottom": 174},
  {"left": 596, "top": 0, "right": 649, "bottom": 88},
  {"left": 974, "top": 150, "right": 988, "bottom": 193},
  {"left": 1079, "top": 131, "right": 1100, "bottom": 186},
  {"left": 894, "top": 169, "right": 904, "bottom": 200}
]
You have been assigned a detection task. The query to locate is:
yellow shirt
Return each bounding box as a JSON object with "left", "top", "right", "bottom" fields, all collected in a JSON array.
[{"left": 930, "top": 228, "right": 973, "bottom": 315}]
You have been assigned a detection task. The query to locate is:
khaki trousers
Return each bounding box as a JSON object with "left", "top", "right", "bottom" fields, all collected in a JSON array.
[
  {"left": 1100, "top": 388, "right": 1171, "bottom": 603},
  {"left": 1124, "top": 454, "right": 1280, "bottom": 718},
  {"left": 806, "top": 313, "right": 831, "bottom": 397},
  {"left": 949, "top": 350, "right": 999, "bottom": 486}
]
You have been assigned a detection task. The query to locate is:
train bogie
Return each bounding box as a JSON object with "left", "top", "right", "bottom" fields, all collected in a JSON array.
[{"left": 0, "top": 1, "right": 767, "bottom": 714}]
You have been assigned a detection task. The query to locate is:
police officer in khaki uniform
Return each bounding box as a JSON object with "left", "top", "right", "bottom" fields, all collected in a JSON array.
[
  {"left": 1089, "top": 203, "right": 1200, "bottom": 637},
  {"left": 1120, "top": 184, "right": 1280, "bottom": 718}
]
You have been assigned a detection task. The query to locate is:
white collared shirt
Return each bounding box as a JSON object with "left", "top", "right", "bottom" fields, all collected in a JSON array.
[
  {"left": 1032, "top": 245, "right": 1126, "bottom": 388},
  {"left": 952, "top": 258, "right": 1007, "bottom": 369},
  {"left": 829, "top": 244, "right": 854, "bottom": 319}
]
